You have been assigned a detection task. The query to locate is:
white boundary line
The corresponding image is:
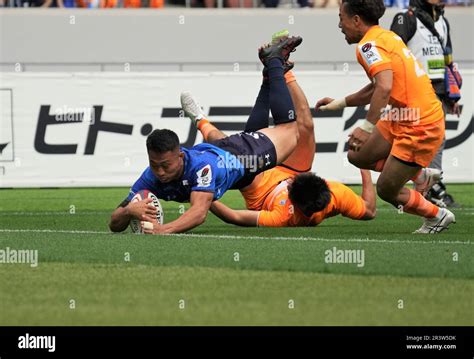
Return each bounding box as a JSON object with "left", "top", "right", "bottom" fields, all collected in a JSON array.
[
  {"left": 1, "top": 208, "right": 473, "bottom": 216},
  {"left": 0, "top": 229, "right": 472, "bottom": 245}
]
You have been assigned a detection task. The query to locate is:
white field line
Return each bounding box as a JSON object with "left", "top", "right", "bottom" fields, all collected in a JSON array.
[
  {"left": 0, "top": 210, "right": 181, "bottom": 216},
  {"left": 0, "top": 229, "right": 472, "bottom": 245},
  {"left": 1, "top": 208, "right": 474, "bottom": 216}
]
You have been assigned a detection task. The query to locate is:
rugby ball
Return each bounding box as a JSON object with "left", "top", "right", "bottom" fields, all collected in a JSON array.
[{"left": 129, "top": 190, "right": 164, "bottom": 234}]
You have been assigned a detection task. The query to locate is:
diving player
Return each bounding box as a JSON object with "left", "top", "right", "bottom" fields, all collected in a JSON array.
[{"left": 109, "top": 36, "right": 303, "bottom": 234}]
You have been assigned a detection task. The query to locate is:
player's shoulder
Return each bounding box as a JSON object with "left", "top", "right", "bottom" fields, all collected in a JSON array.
[
  {"left": 358, "top": 27, "right": 402, "bottom": 64},
  {"left": 359, "top": 26, "right": 399, "bottom": 47},
  {"left": 186, "top": 144, "right": 217, "bottom": 164},
  {"left": 326, "top": 181, "right": 350, "bottom": 199}
]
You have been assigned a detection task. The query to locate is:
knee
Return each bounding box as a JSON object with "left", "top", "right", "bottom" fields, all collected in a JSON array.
[
  {"left": 290, "top": 120, "right": 300, "bottom": 142},
  {"left": 348, "top": 151, "right": 363, "bottom": 168}
]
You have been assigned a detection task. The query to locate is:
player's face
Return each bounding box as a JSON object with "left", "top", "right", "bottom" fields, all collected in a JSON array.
[
  {"left": 297, "top": 202, "right": 319, "bottom": 217},
  {"left": 148, "top": 148, "right": 184, "bottom": 183},
  {"left": 339, "top": 3, "right": 361, "bottom": 44}
]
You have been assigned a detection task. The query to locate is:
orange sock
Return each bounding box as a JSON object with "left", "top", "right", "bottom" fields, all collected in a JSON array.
[
  {"left": 284, "top": 70, "right": 296, "bottom": 84},
  {"left": 374, "top": 159, "right": 386, "bottom": 172},
  {"left": 402, "top": 189, "right": 439, "bottom": 218},
  {"left": 197, "top": 119, "right": 218, "bottom": 142}
]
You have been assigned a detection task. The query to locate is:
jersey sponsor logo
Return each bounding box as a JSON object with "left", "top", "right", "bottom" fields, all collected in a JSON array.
[
  {"left": 201, "top": 167, "right": 209, "bottom": 177},
  {"left": 196, "top": 164, "right": 212, "bottom": 188},
  {"left": 361, "top": 43, "right": 372, "bottom": 53},
  {"left": 359, "top": 41, "right": 382, "bottom": 66}
]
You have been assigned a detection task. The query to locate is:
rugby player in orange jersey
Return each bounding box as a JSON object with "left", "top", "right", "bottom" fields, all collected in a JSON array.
[
  {"left": 315, "top": 0, "right": 455, "bottom": 233},
  {"left": 182, "top": 64, "right": 377, "bottom": 227}
]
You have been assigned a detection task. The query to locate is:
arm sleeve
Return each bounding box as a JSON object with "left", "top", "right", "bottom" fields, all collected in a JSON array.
[
  {"left": 191, "top": 162, "right": 216, "bottom": 193},
  {"left": 390, "top": 12, "right": 417, "bottom": 44},
  {"left": 357, "top": 40, "right": 393, "bottom": 78},
  {"left": 124, "top": 167, "right": 156, "bottom": 203},
  {"left": 257, "top": 206, "right": 289, "bottom": 227},
  {"left": 256, "top": 189, "right": 291, "bottom": 227},
  {"left": 333, "top": 183, "right": 366, "bottom": 220}
]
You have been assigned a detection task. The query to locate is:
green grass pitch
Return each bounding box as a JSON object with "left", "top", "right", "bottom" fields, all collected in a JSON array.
[{"left": 0, "top": 185, "right": 473, "bottom": 325}]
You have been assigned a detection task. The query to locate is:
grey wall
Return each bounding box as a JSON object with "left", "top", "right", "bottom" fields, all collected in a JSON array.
[{"left": 1, "top": 8, "right": 473, "bottom": 71}]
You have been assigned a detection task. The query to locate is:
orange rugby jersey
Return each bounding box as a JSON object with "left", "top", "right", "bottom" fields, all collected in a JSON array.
[
  {"left": 257, "top": 180, "right": 366, "bottom": 227},
  {"left": 240, "top": 166, "right": 298, "bottom": 211},
  {"left": 356, "top": 25, "right": 443, "bottom": 125}
]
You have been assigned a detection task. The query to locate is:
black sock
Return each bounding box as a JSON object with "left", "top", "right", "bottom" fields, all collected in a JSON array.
[
  {"left": 245, "top": 81, "right": 270, "bottom": 132},
  {"left": 267, "top": 58, "right": 295, "bottom": 125}
]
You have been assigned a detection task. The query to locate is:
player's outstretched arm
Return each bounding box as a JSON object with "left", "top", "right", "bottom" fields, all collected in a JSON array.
[
  {"left": 360, "top": 169, "right": 376, "bottom": 220},
  {"left": 145, "top": 191, "right": 214, "bottom": 234},
  {"left": 210, "top": 201, "right": 259, "bottom": 227},
  {"left": 315, "top": 83, "right": 374, "bottom": 112},
  {"left": 109, "top": 198, "right": 158, "bottom": 232},
  {"left": 345, "top": 82, "right": 375, "bottom": 107}
]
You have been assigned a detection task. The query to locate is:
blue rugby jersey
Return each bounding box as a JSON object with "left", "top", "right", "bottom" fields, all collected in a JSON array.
[{"left": 125, "top": 143, "right": 245, "bottom": 203}]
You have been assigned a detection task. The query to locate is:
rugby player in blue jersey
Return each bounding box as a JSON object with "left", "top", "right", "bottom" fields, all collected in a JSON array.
[{"left": 109, "top": 36, "right": 303, "bottom": 234}]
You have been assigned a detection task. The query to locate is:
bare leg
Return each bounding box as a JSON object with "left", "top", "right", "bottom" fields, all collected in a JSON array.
[
  {"left": 204, "top": 126, "right": 227, "bottom": 143},
  {"left": 281, "top": 80, "right": 315, "bottom": 171},
  {"left": 347, "top": 127, "right": 392, "bottom": 169},
  {"left": 258, "top": 121, "right": 299, "bottom": 164},
  {"left": 376, "top": 155, "right": 420, "bottom": 206},
  {"left": 197, "top": 119, "right": 227, "bottom": 143}
]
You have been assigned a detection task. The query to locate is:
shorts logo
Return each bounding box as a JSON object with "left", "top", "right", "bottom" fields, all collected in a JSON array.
[{"left": 196, "top": 164, "right": 212, "bottom": 188}]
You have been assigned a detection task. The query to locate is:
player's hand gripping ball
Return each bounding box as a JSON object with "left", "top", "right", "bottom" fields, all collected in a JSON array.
[{"left": 129, "top": 190, "right": 164, "bottom": 234}]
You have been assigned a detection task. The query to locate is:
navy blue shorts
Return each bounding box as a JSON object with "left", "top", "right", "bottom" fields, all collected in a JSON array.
[{"left": 212, "top": 131, "right": 277, "bottom": 189}]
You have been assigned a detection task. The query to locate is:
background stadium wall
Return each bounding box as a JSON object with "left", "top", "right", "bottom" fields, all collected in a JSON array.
[
  {"left": 0, "top": 8, "right": 473, "bottom": 71},
  {"left": 0, "top": 71, "right": 472, "bottom": 187}
]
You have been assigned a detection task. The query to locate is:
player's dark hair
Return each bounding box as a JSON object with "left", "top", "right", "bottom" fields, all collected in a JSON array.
[
  {"left": 146, "top": 129, "right": 180, "bottom": 153},
  {"left": 288, "top": 173, "right": 331, "bottom": 215},
  {"left": 342, "top": 0, "right": 386, "bottom": 25}
]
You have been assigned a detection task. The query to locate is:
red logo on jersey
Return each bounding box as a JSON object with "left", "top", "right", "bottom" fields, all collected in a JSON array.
[
  {"left": 201, "top": 168, "right": 209, "bottom": 177},
  {"left": 362, "top": 43, "right": 372, "bottom": 53}
]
